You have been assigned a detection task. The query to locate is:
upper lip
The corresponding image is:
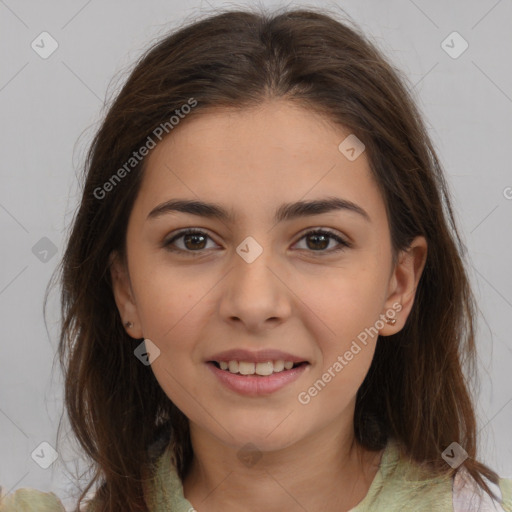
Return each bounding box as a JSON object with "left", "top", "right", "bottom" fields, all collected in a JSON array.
[{"left": 208, "top": 349, "right": 309, "bottom": 364}]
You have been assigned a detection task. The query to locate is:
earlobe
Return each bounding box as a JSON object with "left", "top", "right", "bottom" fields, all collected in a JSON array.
[
  {"left": 109, "top": 251, "right": 143, "bottom": 339},
  {"left": 379, "top": 236, "right": 428, "bottom": 336}
]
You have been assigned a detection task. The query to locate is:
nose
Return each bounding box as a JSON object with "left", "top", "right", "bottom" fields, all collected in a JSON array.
[{"left": 218, "top": 246, "right": 292, "bottom": 333}]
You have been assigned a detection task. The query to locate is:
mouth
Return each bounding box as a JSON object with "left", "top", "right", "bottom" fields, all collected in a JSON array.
[
  {"left": 206, "top": 359, "right": 310, "bottom": 395},
  {"left": 208, "top": 360, "right": 309, "bottom": 376}
]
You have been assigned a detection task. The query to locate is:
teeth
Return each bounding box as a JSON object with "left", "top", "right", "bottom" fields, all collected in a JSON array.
[
  {"left": 255, "top": 361, "right": 273, "bottom": 376},
  {"left": 273, "top": 360, "right": 285, "bottom": 372},
  {"left": 217, "top": 360, "right": 300, "bottom": 375},
  {"left": 239, "top": 362, "right": 255, "bottom": 375}
]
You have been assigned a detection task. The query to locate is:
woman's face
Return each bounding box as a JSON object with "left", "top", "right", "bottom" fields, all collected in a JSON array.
[{"left": 112, "top": 100, "right": 426, "bottom": 452}]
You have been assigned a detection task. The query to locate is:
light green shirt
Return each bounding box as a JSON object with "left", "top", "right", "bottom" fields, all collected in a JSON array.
[{"left": 2, "top": 437, "right": 512, "bottom": 511}]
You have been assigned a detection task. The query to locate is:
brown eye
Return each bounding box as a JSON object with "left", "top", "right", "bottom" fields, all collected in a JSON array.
[
  {"left": 163, "top": 228, "right": 351, "bottom": 257},
  {"left": 181, "top": 232, "right": 207, "bottom": 250},
  {"left": 306, "top": 232, "right": 330, "bottom": 250},
  {"left": 164, "top": 229, "right": 217, "bottom": 255},
  {"left": 294, "top": 230, "right": 350, "bottom": 253}
]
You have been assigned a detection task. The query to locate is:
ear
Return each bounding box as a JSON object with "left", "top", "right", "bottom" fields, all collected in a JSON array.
[
  {"left": 109, "top": 250, "right": 143, "bottom": 339},
  {"left": 378, "top": 236, "right": 428, "bottom": 336}
]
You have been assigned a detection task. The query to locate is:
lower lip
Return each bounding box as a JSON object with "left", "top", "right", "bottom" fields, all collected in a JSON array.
[{"left": 207, "top": 362, "right": 309, "bottom": 396}]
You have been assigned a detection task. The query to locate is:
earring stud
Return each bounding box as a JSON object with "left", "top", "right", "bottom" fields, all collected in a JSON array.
[
  {"left": 124, "top": 321, "right": 134, "bottom": 328},
  {"left": 385, "top": 317, "right": 396, "bottom": 325}
]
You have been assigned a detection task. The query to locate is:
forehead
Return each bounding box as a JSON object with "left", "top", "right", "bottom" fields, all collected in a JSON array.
[{"left": 134, "top": 100, "right": 385, "bottom": 224}]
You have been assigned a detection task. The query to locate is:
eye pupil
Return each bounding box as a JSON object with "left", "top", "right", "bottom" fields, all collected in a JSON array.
[
  {"left": 184, "top": 233, "right": 206, "bottom": 250},
  {"left": 307, "top": 233, "right": 329, "bottom": 251}
]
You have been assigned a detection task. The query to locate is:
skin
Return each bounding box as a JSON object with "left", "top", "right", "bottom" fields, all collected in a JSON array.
[{"left": 111, "top": 100, "right": 427, "bottom": 512}]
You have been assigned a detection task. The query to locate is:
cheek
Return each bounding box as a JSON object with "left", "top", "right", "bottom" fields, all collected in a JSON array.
[
  {"left": 130, "top": 258, "right": 216, "bottom": 376},
  {"left": 135, "top": 271, "right": 204, "bottom": 409},
  {"left": 131, "top": 256, "right": 207, "bottom": 336},
  {"left": 294, "top": 263, "right": 388, "bottom": 345}
]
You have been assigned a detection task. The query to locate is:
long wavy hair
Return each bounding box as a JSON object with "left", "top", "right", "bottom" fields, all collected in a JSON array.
[{"left": 53, "top": 6, "right": 500, "bottom": 510}]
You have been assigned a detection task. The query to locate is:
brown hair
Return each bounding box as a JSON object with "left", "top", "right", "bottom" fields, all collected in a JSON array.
[{"left": 54, "top": 6, "right": 500, "bottom": 511}]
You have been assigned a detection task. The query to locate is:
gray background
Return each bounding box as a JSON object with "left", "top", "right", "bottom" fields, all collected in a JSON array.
[{"left": 1, "top": 0, "right": 511, "bottom": 508}]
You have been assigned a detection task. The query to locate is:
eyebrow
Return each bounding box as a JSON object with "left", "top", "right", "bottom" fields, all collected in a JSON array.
[{"left": 147, "top": 196, "right": 371, "bottom": 224}]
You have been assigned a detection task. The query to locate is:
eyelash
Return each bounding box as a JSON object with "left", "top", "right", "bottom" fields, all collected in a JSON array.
[{"left": 163, "top": 228, "right": 351, "bottom": 257}]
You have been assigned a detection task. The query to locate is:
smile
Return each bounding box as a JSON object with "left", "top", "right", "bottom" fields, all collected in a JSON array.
[
  {"left": 212, "top": 359, "right": 305, "bottom": 376},
  {"left": 207, "top": 361, "right": 310, "bottom": 395}
]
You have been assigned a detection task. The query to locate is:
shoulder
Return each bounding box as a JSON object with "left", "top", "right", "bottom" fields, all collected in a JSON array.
[
  {"left": 453, "top": 467, "right": 512, "bottom": 512},
  {"left": 370, "top": 439, "right": 512, "bottom": 511},
  {"left": 0, "top": 487, "right": 66, "bottom": 511}
]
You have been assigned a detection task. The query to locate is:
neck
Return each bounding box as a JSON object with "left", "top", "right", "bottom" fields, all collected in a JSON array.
[{"left": 182, "top": 418, "right": 384, "bottom": 512}]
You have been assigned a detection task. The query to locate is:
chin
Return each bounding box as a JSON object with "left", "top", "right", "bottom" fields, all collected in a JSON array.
[{"left": 215, "top": 423, "right": 304, "bottom": 453}]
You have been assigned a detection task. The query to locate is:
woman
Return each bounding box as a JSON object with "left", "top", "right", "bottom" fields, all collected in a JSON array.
[{"left": 2, "top": 7, "right": 511, "bottom": 511}]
